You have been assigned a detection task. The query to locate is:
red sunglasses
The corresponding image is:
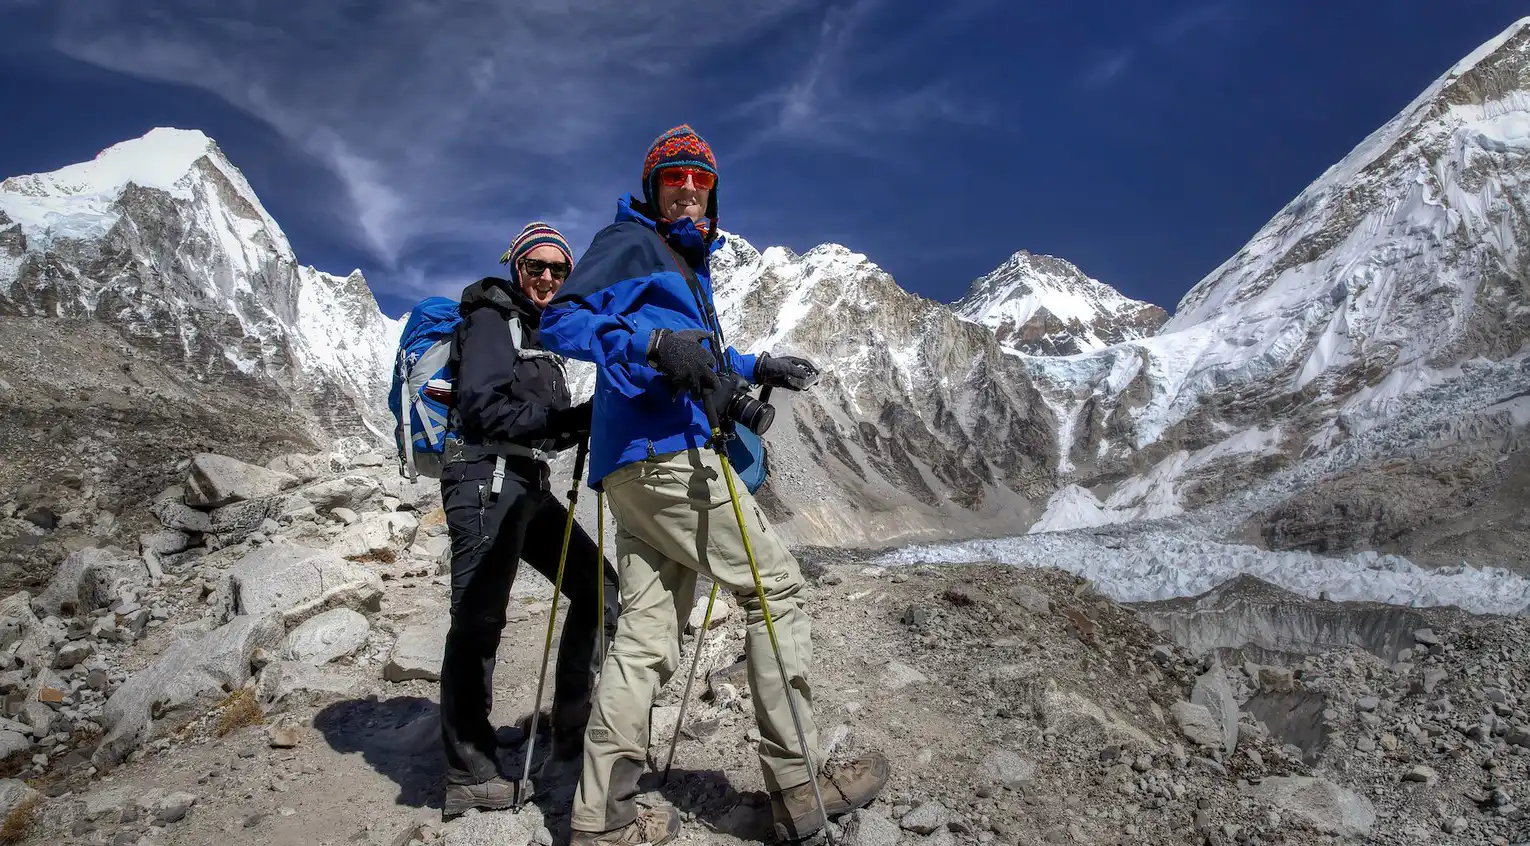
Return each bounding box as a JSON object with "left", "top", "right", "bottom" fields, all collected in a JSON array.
[{"left": 658, "top": 167, "right": 716, "bottom": 190}]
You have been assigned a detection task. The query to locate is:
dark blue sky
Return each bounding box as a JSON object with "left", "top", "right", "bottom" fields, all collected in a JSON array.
[{"left": 1, "top": 1, "right": 1524, "bottom": 319}]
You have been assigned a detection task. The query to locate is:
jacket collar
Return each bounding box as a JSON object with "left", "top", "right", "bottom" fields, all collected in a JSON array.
[
  {"left": 616, "top": 193, "right": 725, "bottom": 266},
  {"left": 460, "top": 276, "right": 540, "bottom": 318}
]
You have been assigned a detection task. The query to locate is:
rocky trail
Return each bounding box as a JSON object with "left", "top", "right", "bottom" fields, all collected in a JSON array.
[{"left": 0, "top": 452, "right": 1527, "bottom": 846}]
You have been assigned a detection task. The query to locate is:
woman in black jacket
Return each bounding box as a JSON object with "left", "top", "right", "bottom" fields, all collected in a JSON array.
[{"left": 438, "top": 222, "right": 619, "bottom": 817}]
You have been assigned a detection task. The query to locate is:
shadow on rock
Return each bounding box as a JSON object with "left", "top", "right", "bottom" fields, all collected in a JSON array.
[
  {"left": 643, "top": 767, "right": 774, "bottom": 843},
  {"left": 314, "top": 695, "right": 445, "bottom": 809}
]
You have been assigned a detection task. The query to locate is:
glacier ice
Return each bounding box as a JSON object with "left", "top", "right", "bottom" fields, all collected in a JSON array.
[{"left": 875, "top": 530, "right": 1530, "bottom": 617}]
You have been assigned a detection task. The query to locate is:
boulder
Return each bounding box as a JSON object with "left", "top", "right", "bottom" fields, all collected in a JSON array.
[
  {"left": 1247, "top": 777, "right": 1375, "bottom": 839},
  {"left": 284, "top": 608, "right": 370, "bottom": 665},
  {"left": 0, "top": 732, "right": 30, "bottom": 766},
  {"left": 379, "top": 473, "right": 440, "bottom": 513},
  {"left": 1171, "top": 701, "right": 1226, "bottom": 751},
  {"left": 33, "top": 547, "right": 142, "bottom": 618},
  {"left": 0, "top": 778, "right": 38, "bottom": 821},
  {"left": 1191, "top": 660, "right": 1239, "bottom": 754},
  {"left": 139, "top": 530, "right": 192, "bottom": 556},
  {"left": 384, "top": 620, "right": 450, "bottom": 682},
  {"left": 184, "top": 453, "right": 298, "bottom": 509},
  {"left": 150, "top": 498, "right": 213, "bottom": 534},
  {"left": 977, "top": 749, "right": 1036, "bottom": 789},
  {"left": 94, "top": 611, "right": 284, "bottom": 768},
  {"left": 264, "top": 453, "right": 330, "bottom": 484},
  {"left": 209, "top": 495, "right": 288, "bottom": 546},
  {"left": 332, "top": 512, "right": 419, "bottom": 561},
  {"left": 298, "top": 476, "right": 382, "bottom": 512},
  {"left": 254, "top": 660, "right": 361, "bottom": 707},
  {"left": 223, "top": 543, "right": 384, "bottom": 627}
]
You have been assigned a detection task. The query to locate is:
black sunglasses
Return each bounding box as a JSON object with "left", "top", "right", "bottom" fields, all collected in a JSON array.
[{"left": 518, "top": 257, "right": 570, "bottom": 280}]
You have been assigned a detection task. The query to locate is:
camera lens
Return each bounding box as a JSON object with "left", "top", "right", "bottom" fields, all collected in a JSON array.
[{"left": 727, "top": 391, "right": 775, "bottom": 435}]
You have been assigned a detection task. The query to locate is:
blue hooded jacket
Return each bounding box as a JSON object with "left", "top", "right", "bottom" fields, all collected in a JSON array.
[{"left": 539, "top": 194, "right": 758, "bottom": 489}]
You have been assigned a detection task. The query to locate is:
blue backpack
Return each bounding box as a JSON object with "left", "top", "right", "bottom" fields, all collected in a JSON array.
[{"left": 389, "top": 297, "right": 463, "bottom": 480}]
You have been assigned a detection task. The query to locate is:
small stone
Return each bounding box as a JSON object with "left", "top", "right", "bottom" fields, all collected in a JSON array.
[
  {"left": 54, "top": 641, "right": 95, "bottom": 669},
  {"left": 267, "top": 721, "right": 301, "bottom": 749},
  {"left": 1356, "top": 736, "right": 1377, "bottom": 752},
  {"left": 1413, "top": 628, "right": 1439, "bottom": 646},
  {"left": 155, "top": 791, "right": 197, "bottom": 823},
  {"left": 899, "top": 800, "right": 949, "bottom": 835},
  {"left": 1444, "top": 817, "right": 1467, "bottom": 835},
  {"left": 1403, "top": 765, "right": 1435, "bottom": 783},
  {"left": 1356, "top": 696, "right": 1380, "bottom": 712}
]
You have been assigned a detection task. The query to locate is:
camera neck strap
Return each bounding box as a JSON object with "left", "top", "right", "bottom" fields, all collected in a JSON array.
[{"left": 650, "top": 228, "right": 731, "bottom": 376}]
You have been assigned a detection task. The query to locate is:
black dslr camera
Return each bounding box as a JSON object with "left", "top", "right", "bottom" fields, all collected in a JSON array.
[{"left": 718, "top": 372, "right": 775, "bottom": 435}]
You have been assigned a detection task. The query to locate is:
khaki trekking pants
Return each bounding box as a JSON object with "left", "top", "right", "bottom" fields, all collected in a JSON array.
[{"left": 570, "top": 446, "right": 822, "bottom": 834}]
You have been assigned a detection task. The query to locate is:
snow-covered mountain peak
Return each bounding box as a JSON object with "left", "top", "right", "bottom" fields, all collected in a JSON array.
[
  {"left": 954, "top": 248, "right": 1167, "bottom": 356},
  {"left": 1, "top": 128, "right": 217, "bottom": 200},
  {"left": 0, "top": 127, "right": 291, "bottom": 258}
]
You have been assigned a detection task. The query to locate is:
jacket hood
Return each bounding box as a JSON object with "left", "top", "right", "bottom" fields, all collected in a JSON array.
[{"left": 459, "top": 276, "right": 539, "bottom": 317}]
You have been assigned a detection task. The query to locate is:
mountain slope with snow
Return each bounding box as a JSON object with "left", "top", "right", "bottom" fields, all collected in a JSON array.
[
  {"left": 994, "top": 17, "right": 1530, "bottom": 571},
  {"left": 954, "top": 250, "right": 1168, "bottom": 356},
  {"left": 0, "top": 127, "right": 403, "bottom": 439}
]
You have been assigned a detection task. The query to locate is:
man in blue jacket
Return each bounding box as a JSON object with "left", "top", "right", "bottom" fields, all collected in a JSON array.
[{"left": 540, "top": 125, "right": 889, "bottom": 845}]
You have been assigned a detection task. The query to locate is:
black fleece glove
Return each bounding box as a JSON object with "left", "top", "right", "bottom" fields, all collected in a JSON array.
[
  {"left": 754, "top": 351, "right": 821, "bottom": 391},
  {"left": 645, "top": 328, "right": 721, "bottom": 399},
  {"left": 545, "top": 400, "right": 593, "bottom": 437}
]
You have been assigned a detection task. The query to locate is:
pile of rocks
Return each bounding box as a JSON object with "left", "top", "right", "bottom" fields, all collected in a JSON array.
[{"left": 0, "top": 446, "right": 454, "bottom": 835}]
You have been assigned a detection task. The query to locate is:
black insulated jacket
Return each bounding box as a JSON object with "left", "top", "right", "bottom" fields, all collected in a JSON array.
[{"left": 449, "top": 277, "right": 572, "bottom": 466}]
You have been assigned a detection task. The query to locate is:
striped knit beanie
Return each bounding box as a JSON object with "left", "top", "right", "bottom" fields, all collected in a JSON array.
[
  {"left": 641, "top": 124, "right": 718, "bottom": 213},
  {"left": 499, "top": 221, "right": 573, "bottom": 268}
]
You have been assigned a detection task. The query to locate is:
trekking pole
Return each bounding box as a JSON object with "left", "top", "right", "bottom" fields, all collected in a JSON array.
[
  {"left": 516, "top": 435, "right": 589, "bottom": 809},
  {"left": 699, "top": 399, "right": 833, "bottom": 844},
  {"left": 596, "top": 490, "right": 606, "bottom": 672},
  {"left": 661, "top": 579, "right": 719, "bottom": 784}
]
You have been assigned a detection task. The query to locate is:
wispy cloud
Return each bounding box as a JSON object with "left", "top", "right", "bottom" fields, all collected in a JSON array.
[
  {"left": 1078, "top": 0, "right": 1244, "bottom": 89},
  {"left": 727, "top": 0, "right": 999, "bottom": 159},
  {"left": 1081, "top": 49, "right": 1137, "bottom": 88},
  {"left": 27, "top": 0, "right": 818, "bottom": 303}
]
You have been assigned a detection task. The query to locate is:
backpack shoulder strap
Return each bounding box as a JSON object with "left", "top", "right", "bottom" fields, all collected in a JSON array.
[{"left": 645, "top": 227, "right": 729, "bottom": 371}]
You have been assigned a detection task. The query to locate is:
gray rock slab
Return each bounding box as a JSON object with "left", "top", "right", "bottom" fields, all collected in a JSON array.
[
  {"left": 1248, "top": 776, "right": 1375, "bottom": 839},
  {"left": 34, "top": 547, "right": 142, "bottom": 618},
  {"left": 184, "top": 453, "right": 297, "bottom": 509},
  {"left": 224, "top": 542, "right": 384, "bottom": 627},
  {"left": 384, "top": 620, "right": 449, "bottom": 683},
  {"left": 94, "top": 611, "right": 284, "bottom": 768}
]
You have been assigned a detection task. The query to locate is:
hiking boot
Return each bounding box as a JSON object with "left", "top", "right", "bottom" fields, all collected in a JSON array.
[
  {"left": 442, "top": 776, "right": 518, "bottom": 818},
  {"left": 569, "top": 807, "right": 681, "bottom": 845},
  {"left": 770, "top": 751, "right": 891, "bottom": 842}
]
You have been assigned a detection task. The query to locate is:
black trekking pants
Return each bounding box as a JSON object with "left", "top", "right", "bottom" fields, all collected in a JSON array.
[{"left": 438, "top": 460, "right": 620, "bottom": 785}]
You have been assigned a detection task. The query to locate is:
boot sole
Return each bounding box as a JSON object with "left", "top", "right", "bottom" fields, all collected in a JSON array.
[{"left": 442, "top": 792, "right": 518, "bottom": 819}]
